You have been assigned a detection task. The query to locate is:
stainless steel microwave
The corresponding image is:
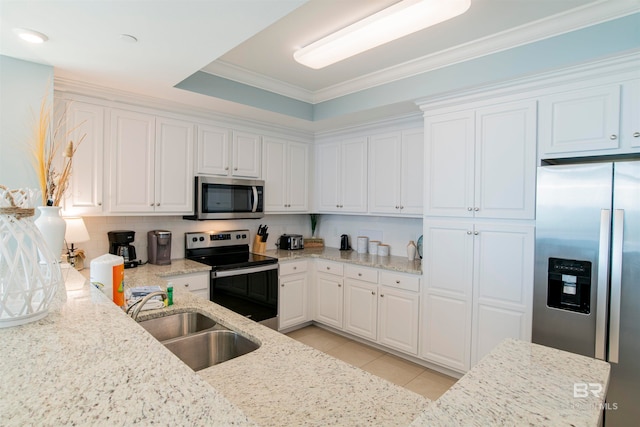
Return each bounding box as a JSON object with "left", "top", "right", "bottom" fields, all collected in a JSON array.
[{"left": 184, "top": 176, "right": 264, "bottom": 220}]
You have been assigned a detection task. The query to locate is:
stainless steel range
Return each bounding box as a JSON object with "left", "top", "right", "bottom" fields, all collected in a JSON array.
[{"left": 185, "top": 229, "right": 279, "bottom": 330}]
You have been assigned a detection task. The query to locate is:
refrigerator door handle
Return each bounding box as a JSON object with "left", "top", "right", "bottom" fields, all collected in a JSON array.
[
  {"left": 595, "top": 209, "right": 611, "bottom": 360},
  {"left": 608, "top": 209, "right": 624, "bottom": 364}
]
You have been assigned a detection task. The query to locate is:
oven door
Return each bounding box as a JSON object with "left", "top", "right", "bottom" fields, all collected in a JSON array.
[
  {"left": 210, "top": 263, "right": 278, "bottom": 329},
  {"left": 197, "top": 176, "right": 264, "bottom": 220}
]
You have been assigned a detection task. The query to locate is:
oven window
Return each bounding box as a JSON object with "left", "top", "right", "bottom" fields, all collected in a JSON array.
[
  {"left": 211, "top": 268, "right": 277, "bottom": 322},
  {"left": 202, "top": 184, "right": 253, "bottom": 213}
]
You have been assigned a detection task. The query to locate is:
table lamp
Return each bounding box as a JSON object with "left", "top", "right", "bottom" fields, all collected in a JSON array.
[{"left": 64, "top": 217, "right": 90, "bottom": 270}]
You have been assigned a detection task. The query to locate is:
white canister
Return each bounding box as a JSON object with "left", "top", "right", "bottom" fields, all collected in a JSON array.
[
  {"left": 377, "top": 244, "right": 390, "bottom": 257},
  {"left": 357, "top": 236, "right": 369, "bottom": 253},
  {"left": 90, "top": 254, "right": 125, "bottom": 306},
  {"left": 368, "top": 240, "right": 380, "bottom": 255}
]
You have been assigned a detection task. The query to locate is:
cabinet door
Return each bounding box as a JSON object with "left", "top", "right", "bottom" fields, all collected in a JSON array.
[
  {"left": 63, "top": 101, "right": 104, "bottom": 215},
  {"left": 263, "top": 137, "right": 287, "bottom": 212},
  {"left": 424, "top": 110, "right": 475, "bottom": 217},
  {"left": 539, "top": 85, "right": 621, "bottom": 155},
  {"left": 315, "top": 273, "right": 343, "bottom": 329},
  {"left": 232, "top": 131, "right": 261, "bottom": 178},
  {"left": 155, "top": 118, "right": 194, "bottom": 213},
  {"left": 316, "top": 142, "right": 341, "bottom": 212},
  {"left": 109, "top": 109, "right": 155, "bottom": 212},
  {"left": 400, "top": 128, "right": 424, "bottom": 215},
  {"left": 471, "top": 224, "right": 534, "bottom": 366},
  {"left": 369, "top": 132, "right": 401, "bottom": 214},
  {"left": 196, "top": 124, "right": 229, "bottom": 175},
  {"left": 344, "top": 279, "right": 377, "bottom": 341},
  {"left": 287, "top": 141, "right": 309, "bottom": 212},
  {"left": 341, "top": 137, "right": 368, "bottom": 212},
  {"left": 474, "top": 100, "right": 536, "bottom": 219},
  {"left": 378, "top": 286, "right": 419, "bottom": 355},
  {"left": 420, "top": 220, "right": 474, "bottom": 372},
  {"left": 279, "top": 273, "right": 308, "bottom": 330},
  {"left": 622, "top": 79, "right": 640, "bottom": 148}
]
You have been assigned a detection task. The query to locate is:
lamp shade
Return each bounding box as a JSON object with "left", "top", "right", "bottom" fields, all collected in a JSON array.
[{"left": 63, "top": 217, "right": 90, "bottom": 244}]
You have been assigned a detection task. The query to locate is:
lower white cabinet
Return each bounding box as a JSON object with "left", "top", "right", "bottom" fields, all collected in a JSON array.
[
  {"left": 163, "top": 271, "right": 209, "bottom": 300},
  {"left": 378, "top": 285, "right": 420, "bottom": 355},
  {"left": 344, "top": 278, "right": 378, "bottom": 341},
  {"left": 278, "top": 260, "right": 309, "bottom": 330},
  {"left": 420, "top": 219, "right": 534, "bottom": 372},
  {"left": 314, "top": 260, "right": 344, "bottom": 329}
]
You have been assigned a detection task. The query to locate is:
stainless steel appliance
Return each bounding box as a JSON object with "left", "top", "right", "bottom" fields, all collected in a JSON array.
[
  {"left": 184, "top": 229, "right": 279, "bottom": 329},
  {"left": 184, "top": 176, "right": 264, "bottom": 220},
  {"left": 278, "top": 234, "right": 304, "bottom": 250},
  {"left": 148, "top": 230, "right": 172, "bottom": 265},
  {"left": 533, "top": 159, "right": 639, "bottom": 426},
  {"left": 108, "top": 230, "right": 139, "bottom": 268}
]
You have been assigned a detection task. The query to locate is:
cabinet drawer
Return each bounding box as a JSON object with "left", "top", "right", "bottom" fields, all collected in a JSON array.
[
  {"left": 379, "top": 271, "right": 420, "bottom": 292},
  {"left": 279, "top": 260, "right": 308, "bottom": 276},
  {"left": 165, "top": 272, "right": 209, "bottom": 292},
  {"left": 315, "top": 260, "right": 343, "bottom": 276},
  {"left": 344, "top": 265, "right": 378, "bottom": 283}
]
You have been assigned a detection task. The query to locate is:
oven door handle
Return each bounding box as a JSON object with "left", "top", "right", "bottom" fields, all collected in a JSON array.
[{"left": 213, "top": 264, "right": 278, "bottom": 278}]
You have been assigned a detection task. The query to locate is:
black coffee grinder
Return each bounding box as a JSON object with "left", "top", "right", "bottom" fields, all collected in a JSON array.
[{"left": 108, "top": 230, "right": 139, "bottom": 268}]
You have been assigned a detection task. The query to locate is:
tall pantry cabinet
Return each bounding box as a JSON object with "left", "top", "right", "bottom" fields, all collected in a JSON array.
[{"left": 419, "top": 98, "right": 536, "bottom": 373}]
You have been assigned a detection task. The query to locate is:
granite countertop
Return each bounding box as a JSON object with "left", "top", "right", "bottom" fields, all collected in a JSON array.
[
  {"left": 0, "top": 261, "right": 609, "bottom": 426},
  {"left": 264, "top": 247, "right": 422, "bottom": 275}
]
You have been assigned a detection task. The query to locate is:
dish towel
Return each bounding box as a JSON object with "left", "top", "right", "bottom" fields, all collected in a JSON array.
[{"left": 125, "top": 286, "right": 165, "bottom": 312}]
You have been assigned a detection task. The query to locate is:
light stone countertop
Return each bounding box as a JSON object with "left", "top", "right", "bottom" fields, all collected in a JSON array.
[
  {"left": 264, "top": 246, "right": 422, "bottom": 274},
  {"left": 0, "top": 260, "right": 609, "bottom": 426}
]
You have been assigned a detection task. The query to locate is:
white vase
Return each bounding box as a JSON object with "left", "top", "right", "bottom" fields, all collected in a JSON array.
[
  {"left": 34, "top": 206, "right": 66, "bottom": 259},
  {"left": 407, "top": 240, "right": 417, "bottom": 261}
]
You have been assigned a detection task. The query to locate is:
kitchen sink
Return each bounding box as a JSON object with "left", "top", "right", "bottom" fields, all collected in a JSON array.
[
  {"left": 163, "top": 330, "right": 260, "bottom": 371},
  {"left": 138, "top": 312, "right": 218, "bottom": 341},
  {"left": 137, "top": 311, "right": 259, "bottom": 370}
]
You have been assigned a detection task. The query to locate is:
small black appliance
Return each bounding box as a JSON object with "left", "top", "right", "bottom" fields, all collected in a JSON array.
[
  {"left": 340, "top": 234, "right": 351, "bottom": 251},
  {"left": 108, "top": 230, "right": 139, "bottom": 268}
]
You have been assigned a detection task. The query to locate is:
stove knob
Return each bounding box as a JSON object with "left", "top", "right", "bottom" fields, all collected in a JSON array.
[
  {"left": 199, "top": 236, "right": 205, "bottom": 241},
  {"left": 236, "top": 234, "right": 241, "bottom": 239},
  {"left": 242, "top": 234, "right": 247, "bottom": 238},
  {"left": 192, "top": 237, "right": 198, "bottom": 242}
]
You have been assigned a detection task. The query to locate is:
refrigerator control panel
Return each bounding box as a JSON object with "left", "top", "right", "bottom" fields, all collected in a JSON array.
[{"left": 547, "top": 258, "right": 591, "bottom": 314}]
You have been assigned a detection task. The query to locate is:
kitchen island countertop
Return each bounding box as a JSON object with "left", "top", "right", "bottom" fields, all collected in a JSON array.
[{"left": 0, "top": 261, "right": 609, "bottom": 426}]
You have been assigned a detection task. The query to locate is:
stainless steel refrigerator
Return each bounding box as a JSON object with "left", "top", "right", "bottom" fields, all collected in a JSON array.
[{"left": 532, "top": 159, "right": 639, "bottom": 426}]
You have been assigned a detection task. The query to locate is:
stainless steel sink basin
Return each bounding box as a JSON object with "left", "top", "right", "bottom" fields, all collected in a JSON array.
[
  {"left": 138, "top": 312, "right": 217, "bottom": 341},
  {"left": 163, "top": 330, "right": 259, "bottom": 371}
]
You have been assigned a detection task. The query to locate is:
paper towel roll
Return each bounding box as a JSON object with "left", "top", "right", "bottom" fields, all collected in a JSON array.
[{"left": 90, "top": 254, "right": 125, "bottom": 306}]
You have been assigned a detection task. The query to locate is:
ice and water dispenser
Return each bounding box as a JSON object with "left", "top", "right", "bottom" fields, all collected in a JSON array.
[{"left": 546, "top": 257, "right": 592, "bottom": 314}]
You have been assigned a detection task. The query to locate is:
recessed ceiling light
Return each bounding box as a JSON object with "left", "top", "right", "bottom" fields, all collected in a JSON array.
[
  {"left": 120, "top": 34, "right": 138, "bottom": 43},
  {"left": 13, "top": 28, "right": 48, "bottom": 44}
]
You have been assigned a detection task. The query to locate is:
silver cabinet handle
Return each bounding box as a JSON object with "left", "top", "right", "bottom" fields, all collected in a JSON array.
[
  {"left": 371, "top": 291, "right": 375, "bottom": 295},
  {"left": 293, "top": 266, "right": 297, "bottom": 270},
  {"left": 338, "top": 284, "right": 342, "bottom": 287},
  {"left": 474, "top": 207, "right": 479, "bottom": 211},
  {"left": 184, "top": 283, "right": 189, "bottom": 287},
  {"left": 234, "top": 167, "right": 238, "bottom": 170},
  {"left": 395, "top": 280, "right": 400, "bottom": 284},
  {"left": 358, "top": 273, "right": 362, "bottom": 276},
  {"left": 395, "top": 206, "right": 400, "bottom": 209},
  {"left": 225, "top": 166, "right": 229, "bottom": 170},
  {"left": 150, "top": 203, "right": 154, "bottom": 207},
  {"left": 156, "top": 203, "right": 160, "bottom": 206},
  {"left": 326, "top": 266, "right": 330, "bottom": 270},
  {"left": 634, "top": 132, "right": 640, "bottom": 138},
  {"left": 98, "top": 202, "right": 102, "bottom": 206},
  {"left": 281, "top": 284, "right": 285, "bottom": 287},
  {"left": 474, "top": 231, "right": 479, "bottom": 235},
  {"left": 380, "top": 294, "right": 384, "bottom": 298},
  {"left": 609, "top": 209, "right": 624, "bottom": 363},
  {"left": 467, "top": 207, "right": 473, "bottom": 211},
  {"left": 400, "top": 206, "right": 404, "bottom": 209},
  {"left": 467, "top": 231, "right": 472, "bottom": 235},
  {"left": 610, "top": 134, "right": 617, "bottom": 140},
  {"left": 595, "top": 209, "right": 611, "bottom": 360}
]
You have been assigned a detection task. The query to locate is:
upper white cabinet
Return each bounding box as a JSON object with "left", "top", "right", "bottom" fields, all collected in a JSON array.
[
  {"left": 420, "top": 219, "right": 534, "bottom": 372},
  {"left": 424, "top": 100, "right": 537, "bottom": 220},
  {"left": 316, "top": 137, "right": 368, "bottom": 213},
  {"left": 62, "top": 101, "right": 105, "bottom": 215},
  {"left": 539, "top": 80, "right": 640, "bottom": 158},
  {"left": 369, "top": 128, "right": 423, "bottom": 216},
  {"left": 108, "top": 109, "right": 194, "bottom": 214},
  {"left": 263, "top": 137, "right": 309, "bottom": 213},
  {"left": 196, "top": 126, "right": 261, "bottom": 178}
]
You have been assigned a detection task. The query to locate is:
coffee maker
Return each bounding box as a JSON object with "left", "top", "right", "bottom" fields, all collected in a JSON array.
[
  {"left": 148, "top": 230, "right": 172, "bottom": 265},
  {"left": 108, "top": 230, "right": 139, "bottom": 268}
]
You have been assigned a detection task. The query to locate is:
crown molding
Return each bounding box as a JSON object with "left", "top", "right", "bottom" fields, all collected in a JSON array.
[{"left": 203, "top": 0, "right": 639, "bottom": 104}]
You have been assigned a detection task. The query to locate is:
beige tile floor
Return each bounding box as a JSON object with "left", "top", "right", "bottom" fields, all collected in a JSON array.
[{"left": 286, "top": 325, "right": 457, "bottom": 401}]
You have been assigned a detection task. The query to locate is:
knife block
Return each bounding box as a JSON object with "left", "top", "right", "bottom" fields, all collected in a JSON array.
[{"left": 252, "top": 235, "right": 266, "bottom": 254}]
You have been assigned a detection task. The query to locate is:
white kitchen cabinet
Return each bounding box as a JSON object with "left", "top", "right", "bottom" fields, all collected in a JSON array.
[
  {"left": 344, "top": 278, "right": 378, "bottom": 341},
  {"left": 316, "top": 137, "right": 367, "bottom": 213},
  {"left": 369, "top": 129, "right": 423, "bottom": 216},
  {"left": 539, "top": 80, "right": 640, "bottom": 158},
  {"left": 420, "top": 219, "right": 533, "bottom": 372},
  {"left": 196, "top": 126, "right": 261, "bottom": 178},
  {"left": 378, "top": 285, "right": 420, "bottom": 355},
  {"left": 279, "top": 260, "right": 309, "bottom": 330},
  {"left": 263, "top": 137, "right": 309, "bottom": 213},
  {"left": 108, "top": 109, "right": 194, "bottom": 214},
  {"left": 424, "top": 100, "right": 537, "bottom": 220},
  {"left": 164, "top": 271, "right": 209, "bottom": 300},
  {"left": 315, "top": 260, "right": 344, "bottom": 329},
  {"left": 62, "top": 101, "right": 105, "bottom": 215}
]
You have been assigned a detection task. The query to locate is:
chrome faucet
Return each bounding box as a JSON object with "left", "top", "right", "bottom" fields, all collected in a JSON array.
[{"left": 127, "top": 291, "right": 167, "bottom": 320}]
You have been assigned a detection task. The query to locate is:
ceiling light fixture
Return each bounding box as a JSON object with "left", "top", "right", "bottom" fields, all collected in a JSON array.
[
  {"left": 294, "top": 0, "right": 471, "bottom": 69},
  {"left": 13, "top": 28, "right": 49, "bottom": 44}
]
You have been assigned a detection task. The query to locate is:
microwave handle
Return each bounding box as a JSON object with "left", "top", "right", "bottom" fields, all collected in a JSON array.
[{"left": 251, "top": 186, "right": 258, "bottom": 212}]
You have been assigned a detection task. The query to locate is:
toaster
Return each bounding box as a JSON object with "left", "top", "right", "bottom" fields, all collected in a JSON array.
[{"left": 279, "top": 234, "right": 304, "bottom": 250}]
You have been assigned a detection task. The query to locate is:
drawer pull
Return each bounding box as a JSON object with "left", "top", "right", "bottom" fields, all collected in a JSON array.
[
  {"left": 326, "top": 266, "right": 330, "bottom": 270},
  {"left": 358, "top": 273, "right": 362, "bottom": 276},
  {"left": 338, "top": 284, "right": 342, "bottom": 287},
  {"left": 371, "top": 291, "right": 375, "bottom": 295},
  {"left": 281, "top": 284, "right": 285, "bottom": 287},
  {"left": 395, "top": 280, "right": 400, "bottom": 284},
  {"left": 380, "top": 294, "right": 384, "bottom": 298},
  {"left": 293, "top": 266, "right": 297, "bottom": 270},
  {"left": 184, "top": 283, "right": 189, "bottom": 287}
]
